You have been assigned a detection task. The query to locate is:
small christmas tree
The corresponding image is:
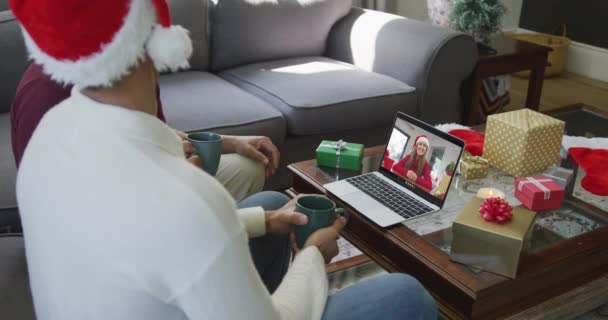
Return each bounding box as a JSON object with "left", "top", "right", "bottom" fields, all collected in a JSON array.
[
  {"left": 446, "top": 162, "right": 456, "bottom": 176},
  {"left": 449, "top": 0, "right": 506, "bottom": 44}
]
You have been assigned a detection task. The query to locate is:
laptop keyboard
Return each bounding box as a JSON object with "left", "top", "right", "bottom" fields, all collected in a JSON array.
[{"left": 346, "top": 174, "right": 433, "bottom": 219}]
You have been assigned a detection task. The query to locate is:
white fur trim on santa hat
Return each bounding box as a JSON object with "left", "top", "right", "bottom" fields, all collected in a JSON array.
[
  {"left": 434, "top": 123, "right": 471, "bottom": 133},
  {"left": 146, "top": 25, "right": 192, "bottom": 72},
  {"left": 416, "top": 136, "right": 430, "bottom": 146},
  {"left": 22, "top": 0, "right": 191, "bottom": 88}
]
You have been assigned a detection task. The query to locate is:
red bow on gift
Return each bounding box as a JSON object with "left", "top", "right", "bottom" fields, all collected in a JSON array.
[{"left": 479, "top": 197, "right": 513, "bottom": 224}]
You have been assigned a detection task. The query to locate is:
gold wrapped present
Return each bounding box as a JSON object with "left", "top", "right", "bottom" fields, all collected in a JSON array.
[
  {"left": 432, "top": 174, "right": 451, "bottom": 200},
  {"left": 484, "top": 109, "right": 565, "bottom": 177},
  {"left": 460, "top": 153, "right": 489, "bottom": 179},
  {"left": 450, "top": 198, "right": 536, "bottom": 278}
]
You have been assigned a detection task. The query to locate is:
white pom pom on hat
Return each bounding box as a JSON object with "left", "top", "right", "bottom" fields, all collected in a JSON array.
[
  {"left": 146, "top": 0, "right": 193, "bottom": 73},
  {"left": 146, "top": 25, "right": 193, "bottom": 73},
  {"left": 10, "top": 0, "right": 192, "bottom": 88}
]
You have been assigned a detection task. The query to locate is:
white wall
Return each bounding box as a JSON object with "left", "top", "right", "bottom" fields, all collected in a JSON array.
[
  {"left": 397, "top": 0, "right": 428, "bottom": 21},
  {"left": 395, "top": 1, "right": 607, "bottom": 83},
  {"left": 501, "top": 0, "right": 523, "bottom": 31},
  {"left": 516, "top": 28, "right": 608, "bottom": 83},
  {"left": 396, "top": 0, "right": 523, "bottom": 31}
]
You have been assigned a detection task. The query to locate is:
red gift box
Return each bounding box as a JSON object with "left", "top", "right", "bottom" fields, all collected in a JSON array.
[{"left": 515, "top": 175, "right": 565, "bottom": 211}]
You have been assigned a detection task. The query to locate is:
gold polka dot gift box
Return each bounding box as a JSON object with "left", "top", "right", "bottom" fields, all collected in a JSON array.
[
  {"left": 460, "top": 153, "right": 489, "bottom": 179},
  {"left": 483, "top": 109, "right": 565, "bottom": 177}
]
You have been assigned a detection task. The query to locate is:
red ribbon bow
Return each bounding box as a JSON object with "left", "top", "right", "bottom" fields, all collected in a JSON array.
[{"left": 479, "top": 197, "right": 513, "bottom": 224}]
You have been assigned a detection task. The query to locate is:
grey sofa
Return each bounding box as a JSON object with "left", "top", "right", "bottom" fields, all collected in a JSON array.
[{"left": 0, "top": 0, "right": 476, "bottom": 318}]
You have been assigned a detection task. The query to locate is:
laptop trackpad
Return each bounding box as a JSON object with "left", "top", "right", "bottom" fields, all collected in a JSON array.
[
  {"left": 325, "top": 180, "right": 359, "bottom": 197},
  {"left": 341, "top": 192, "right": 404, "bottom": 227},
  {"left": 341, "top": 192, "right": 377, "bottom": 211}
]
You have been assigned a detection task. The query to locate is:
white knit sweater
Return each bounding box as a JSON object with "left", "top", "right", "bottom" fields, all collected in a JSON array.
[{"left": 17, "top": 88, "right": 328, "bottom": 320}]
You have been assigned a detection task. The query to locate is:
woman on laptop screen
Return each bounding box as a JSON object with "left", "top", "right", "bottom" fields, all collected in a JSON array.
[{"left": 392, "top": 135, "right": 433, "bottom": 190}]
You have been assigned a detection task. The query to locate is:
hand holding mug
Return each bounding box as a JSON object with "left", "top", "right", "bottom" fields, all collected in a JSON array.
[
  {"left": 186, "top": 132, "right": 223, "bottom": 175},
  {"left": 175, "top": 130, "right": 203, "bottom": 167},
  {"left": 301, "top": 216, "right": 347, "bottom": 263},
  {"left": 292, "top": 195, "right": 349, "bottom": 251},
  {"left": 183, "top": 141, "right": 203, "bottom": 167},
  {"left": 265, "top": 195, "right": 310, "bottom": 235}
]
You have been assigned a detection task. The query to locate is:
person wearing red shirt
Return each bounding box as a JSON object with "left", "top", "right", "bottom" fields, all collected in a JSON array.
[{"left": 392, "top": 135, "right": 433, "bottom": 190}]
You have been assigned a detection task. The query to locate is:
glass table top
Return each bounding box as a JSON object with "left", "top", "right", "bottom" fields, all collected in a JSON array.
[
  {"left": 321, "top": 152, "right": 608, "bottom": 261},
  {"left": 409, "top": 167, "right": 607, "bottom": 257}
]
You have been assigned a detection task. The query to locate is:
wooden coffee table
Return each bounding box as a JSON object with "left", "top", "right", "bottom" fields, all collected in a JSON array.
[{"left": 288, "top": 146, "right": 608, "bottom": 319}]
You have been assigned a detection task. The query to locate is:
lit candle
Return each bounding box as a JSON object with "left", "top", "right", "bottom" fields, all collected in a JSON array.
[{"left": 476, "top": 187, "right": 505, "bottom": 200}]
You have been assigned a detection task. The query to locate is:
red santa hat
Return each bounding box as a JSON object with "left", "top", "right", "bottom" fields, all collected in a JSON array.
[
  {"left": 10, "top": 0, "right": 192, "bottom": 88},
  {"left": 414, "top": 135, "right": 430, "bottom": 148}
]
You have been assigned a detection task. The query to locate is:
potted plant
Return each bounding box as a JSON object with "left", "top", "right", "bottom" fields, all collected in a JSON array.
[
  {"left": 448, "top": 0, "right": 506, "bottom": 46},
  {"left": 445, "top": 162, "right": 456, "bottom": 176}
]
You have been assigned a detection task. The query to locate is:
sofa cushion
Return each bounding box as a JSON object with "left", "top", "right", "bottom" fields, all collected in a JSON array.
[
  {"left": 159, "top": 72, "right": 286, "bottom": 145},
  {"left": 0, "top": 236, "right": 35, "bottom": 320},
  {"left": 211, "top": 0, "right": 352, "bottom": 71},
  {"left": 0, "top": 114, "right": 17, "bottom": 210},
  {"left": 221, "top": 56, "right": 416, "bottom": 135},
  {"left": 0, "top": 10, "right": 29, "bottom": 113},
  {"left": 167, "top": 0, "right": 210, "bottom": 71}
]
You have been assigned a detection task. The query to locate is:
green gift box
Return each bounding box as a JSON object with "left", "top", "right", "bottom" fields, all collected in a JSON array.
[{"left": 316, "top": 140, "right": 364, "bottom": 171}]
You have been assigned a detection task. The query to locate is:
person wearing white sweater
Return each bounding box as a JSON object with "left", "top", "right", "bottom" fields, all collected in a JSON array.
[{"left": 12, "top": 0, "right": 437, "bottom": 319}]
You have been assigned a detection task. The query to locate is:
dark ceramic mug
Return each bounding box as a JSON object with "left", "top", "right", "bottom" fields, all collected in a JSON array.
[{"left": 295, "top": 196, "right": 349, "bottom": 248}]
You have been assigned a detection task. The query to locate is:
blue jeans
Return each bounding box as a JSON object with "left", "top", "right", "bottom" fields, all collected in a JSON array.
[
  {"left": 239, "top": 192, "right": 437, "bottom": 320},
  {"left": 239, "top": 191, "right": 292, "bottom": 293},
  {"left": 322, "top": 273, "right": 437, "bottom": 320}
]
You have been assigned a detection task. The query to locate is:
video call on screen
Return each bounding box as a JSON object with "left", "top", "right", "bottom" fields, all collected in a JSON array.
[{"left": 381, "top": 118, "right": 461, "bottom": 200}]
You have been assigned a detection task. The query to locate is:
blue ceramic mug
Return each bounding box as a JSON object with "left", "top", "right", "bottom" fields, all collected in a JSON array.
[{"left": 186, "top": 132, "right": 222, "bottom": 175}]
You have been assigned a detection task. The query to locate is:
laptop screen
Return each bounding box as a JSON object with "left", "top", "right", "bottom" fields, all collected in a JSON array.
[{"left": 379, "top": 113, "right": 465, "bottom": 207}]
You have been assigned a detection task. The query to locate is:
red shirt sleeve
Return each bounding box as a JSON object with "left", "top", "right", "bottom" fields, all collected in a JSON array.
[
  {"left": 392, "top": 155, "right": 410, "bottom": 177},
  {"left": 155, "top": 83, "right": 166, "bottom": 123},
  {"left": 11, "top": 78, "right": 71, "bottom": 167}
]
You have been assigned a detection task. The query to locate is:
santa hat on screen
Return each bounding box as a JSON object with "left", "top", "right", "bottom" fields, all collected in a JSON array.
[
  {"left": 10, "top": 0, "right": 192, "bottom": 87},
  {"left": 414, "top": 135, "right": 430, "bottom": 148}
]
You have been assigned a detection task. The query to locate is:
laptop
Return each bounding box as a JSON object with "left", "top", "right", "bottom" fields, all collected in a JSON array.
[{"left": 324, "top": 112, "right": 465, "bottom": 227}]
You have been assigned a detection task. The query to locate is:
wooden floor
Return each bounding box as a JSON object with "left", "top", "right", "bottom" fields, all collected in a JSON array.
[{"left": 506, "top": 72, "right": 608, "bottom": 113}]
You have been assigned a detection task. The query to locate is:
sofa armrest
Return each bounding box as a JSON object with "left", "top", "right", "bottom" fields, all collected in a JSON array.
[{"left": 326, "top": 8, "right": 478, "bottom": 124}]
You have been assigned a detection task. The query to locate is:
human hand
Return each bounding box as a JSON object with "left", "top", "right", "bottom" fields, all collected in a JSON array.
[
  {"left": 406, "top": 170, "right": 418, "bottom": 181},
  {"left": 265, "top": 210, "right": 308, "bottom": 235},
  {"left": 231, "top": 136, "right": 280, "bottom": 177},
  {"left": 292, "top": 215, "right": 347, "bottom": 264},
  {"left": 265, "top": 194, "right": 310, "bottom": 234},
  {"left": 175, "top": 130, "right": 203, "bottom": 167}
]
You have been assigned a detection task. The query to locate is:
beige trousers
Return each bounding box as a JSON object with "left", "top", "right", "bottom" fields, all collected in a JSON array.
[{"left": 215, "top": 153, "right": 265, "bottom": 202}]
